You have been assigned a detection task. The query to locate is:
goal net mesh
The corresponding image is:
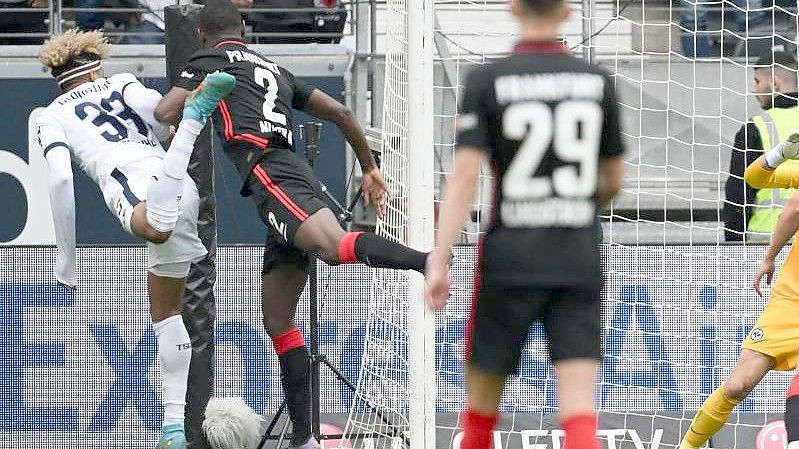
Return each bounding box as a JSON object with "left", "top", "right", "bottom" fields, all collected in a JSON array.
[{"left": 344, "top": 1, "right": 799, "bottom": 448}]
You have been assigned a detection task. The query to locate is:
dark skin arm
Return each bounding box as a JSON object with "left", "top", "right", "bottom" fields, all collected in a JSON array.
[
  {"left": 301, "top": 89, "right": 377, "bottom": 171},
  {"left": 300, "top": 89, "right": 387, "bottom": 211},
  {"left": 155, "top": 87, "right": 191, "bottom": 126},
  {"left": 155, "top": 85, "right": 389, "bottom": 213},
  {"left": 156, "top": 87, "right": 378, "bottom": 172}
]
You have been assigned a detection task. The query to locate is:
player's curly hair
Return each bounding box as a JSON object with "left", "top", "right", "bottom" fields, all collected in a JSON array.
[{"left": 39, "top": 29, "right": 110, "bottom": 74}]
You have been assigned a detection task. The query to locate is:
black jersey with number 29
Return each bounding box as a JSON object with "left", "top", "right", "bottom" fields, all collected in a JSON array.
[
  {"left": 176, "top": 39, "right": 316, "bottom": 177},
  {"left": 457, "top": 42, "right": 624, "bottom": 289}
]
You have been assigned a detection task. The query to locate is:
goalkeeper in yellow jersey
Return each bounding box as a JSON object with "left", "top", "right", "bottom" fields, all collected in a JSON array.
[{"left": 678, "top": 133, "right": 799, "bottom": 449}]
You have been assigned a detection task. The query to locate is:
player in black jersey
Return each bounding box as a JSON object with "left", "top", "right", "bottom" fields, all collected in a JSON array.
[
  {"left": 425, "top": 1, "right": 624, "bottom": 448},
  {"left": 154, "top": 3, "right": 443, "bottom": 448}
]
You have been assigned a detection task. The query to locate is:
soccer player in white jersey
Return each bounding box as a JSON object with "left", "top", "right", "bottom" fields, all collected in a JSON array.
[{"left": 36, "top": 30, "right": 235, "bottom": 449}]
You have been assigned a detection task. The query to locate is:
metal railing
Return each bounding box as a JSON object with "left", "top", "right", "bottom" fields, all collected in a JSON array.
[{"left": 0, "top": 1, "right": 356, "bottom": 42}]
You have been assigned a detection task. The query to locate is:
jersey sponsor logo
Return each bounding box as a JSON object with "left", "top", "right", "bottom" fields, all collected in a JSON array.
[
  {"left": 749, "top": 327, "right": 765, "bottom": 342},
  {"left": 180, "top": 71, "right": 195, "bottom": 79}
]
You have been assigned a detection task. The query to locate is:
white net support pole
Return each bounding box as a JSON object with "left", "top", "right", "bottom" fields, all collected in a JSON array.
[{"left": 406, "top": 0, "right": 437, "bottom": 448}]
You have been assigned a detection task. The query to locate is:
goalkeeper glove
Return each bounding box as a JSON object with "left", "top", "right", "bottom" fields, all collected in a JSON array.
[{"left": 764, "top": 131, "right": 799, "bottom": 168}]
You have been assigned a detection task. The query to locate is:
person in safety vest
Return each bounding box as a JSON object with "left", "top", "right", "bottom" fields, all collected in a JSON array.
[{"left": 723, "top": 51, "right": 799, "bottom": 242}]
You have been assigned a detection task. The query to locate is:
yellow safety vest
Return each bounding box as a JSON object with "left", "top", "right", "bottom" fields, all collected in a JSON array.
[{"left": 747, "top": 106, "right": 799, "bottom": 241}]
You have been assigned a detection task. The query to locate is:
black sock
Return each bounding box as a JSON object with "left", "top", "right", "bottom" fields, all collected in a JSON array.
[
  {"left": 279, "top": 347, "right": 311, "bottom": 446},
  {"left": 353, "top": 233, "right": 428, "bottom": 273},
  {"left": 787, "top": 394, "right": 799, "bottom": 445}
]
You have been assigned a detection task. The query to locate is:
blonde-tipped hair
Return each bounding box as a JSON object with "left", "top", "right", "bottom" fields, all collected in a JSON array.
[{"left": 39, "top": 29, "right": 110, "bottom": 69}]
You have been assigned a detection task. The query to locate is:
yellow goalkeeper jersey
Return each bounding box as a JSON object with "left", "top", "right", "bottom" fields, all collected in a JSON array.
[
  {"left": 745, "top": 159, "right": 799, "bottom": 299},
  {"left": 743, "top": 158, "right": 799, "bottom": 370}
]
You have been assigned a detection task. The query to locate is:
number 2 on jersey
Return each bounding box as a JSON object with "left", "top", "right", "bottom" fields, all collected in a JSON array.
[
  {"left": 502, "top": 100, "right": 601, "bottom": 200},
  {"left": 254, "top": 67, "right": 287, "bottom": 126}
]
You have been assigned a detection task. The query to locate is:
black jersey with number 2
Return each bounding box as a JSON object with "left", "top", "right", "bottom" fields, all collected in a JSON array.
[
  {"left": 176, "top": 38, "right": 316, "bottom": 177},
  {"left": 457, "top": 41, "right": 624, "bottom": 289}
]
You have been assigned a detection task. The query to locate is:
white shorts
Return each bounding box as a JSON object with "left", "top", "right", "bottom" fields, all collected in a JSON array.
[{"left": 102, "top": 156, "right": 207, "bottom": 269}]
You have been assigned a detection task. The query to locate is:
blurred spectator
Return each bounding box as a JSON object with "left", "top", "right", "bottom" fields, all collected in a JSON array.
[
  {"left": 121, "top": 0, "right": 169, "bottom": 44},
  {"left": 680, "top": 0, "right": 767, "bottom": 57},
  {"left": 248, "top": 0, "right": 347, "bottom": 44},
  {"left": 0, "top": 0, "right": 49, "bottom": 44},
  {"left": 75, "top": 0, "right": 104, "bottom": 31},
  {"left": 723, "top": 52, "right": 799, "bottom": 241}
]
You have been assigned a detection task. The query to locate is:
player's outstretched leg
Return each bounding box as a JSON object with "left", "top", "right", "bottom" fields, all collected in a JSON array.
[
  {"left": 145, "top": 72, "right": 235, "bottom": 235},
  {"left": 262, "top": 262, "right": 319, "bottom": 449},
  {"left": 149, "top": 271, "right": 193, "bottom": 449},
  {"left": 785, "top": 360, "right": 799, "bottom": 449},
  {"left": 295, "top": 208, "right": 428, "bottom": 272},
  {"left": 678, "top": 349, "right": 772, "bottom": 449}
]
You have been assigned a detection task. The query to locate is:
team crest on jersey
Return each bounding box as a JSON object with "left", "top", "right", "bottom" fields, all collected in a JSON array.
[{"left": 749, "top": 328, "right": 765, "bottom": 342}]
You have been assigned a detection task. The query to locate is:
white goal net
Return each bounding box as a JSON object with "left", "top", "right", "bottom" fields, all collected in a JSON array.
[{"left": 344, "top": 1, "right": 799, "bottom": 448}]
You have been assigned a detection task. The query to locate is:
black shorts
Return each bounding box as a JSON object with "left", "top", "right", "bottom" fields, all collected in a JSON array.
[
  {"left": 245, "top": 148, "right": 327, "bottom": 246},
  {"left": 261, "top": 233, "right": 310, "bottom": 275},
  {"left": 467, "top": 283, "right": 601, "bottom": 376}
]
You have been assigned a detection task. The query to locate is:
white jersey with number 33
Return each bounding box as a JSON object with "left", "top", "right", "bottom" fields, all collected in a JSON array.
[{"left": 36, "top": 73, "right": 167, "bottom": 192}]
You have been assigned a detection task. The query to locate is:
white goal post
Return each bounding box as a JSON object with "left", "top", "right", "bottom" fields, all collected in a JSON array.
[{"left": 342, "top": 0, "right": 437, "bottom": 448}]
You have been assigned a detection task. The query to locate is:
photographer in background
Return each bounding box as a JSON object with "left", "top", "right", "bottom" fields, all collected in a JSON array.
[{"left": 723, "top": 51, "right": 799, "bottom": 242}]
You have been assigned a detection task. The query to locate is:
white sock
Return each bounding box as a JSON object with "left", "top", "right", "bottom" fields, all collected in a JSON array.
[
  {"left": 153, "top": 314, "right": 192, "bottom": 427},
  {"left": 146, "top": 119, "right": 203, "bottom": 232},
  {"left": 764, "top": 145, "right": 786, "bottom": 169}
]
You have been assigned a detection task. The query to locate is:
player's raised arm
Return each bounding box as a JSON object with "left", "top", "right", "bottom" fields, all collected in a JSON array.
[
  {"left": 155, "top": 54, "right": 216, "bottom": 126},
  {"left": 37, "top": 113, "right": 77, "bottom": 289},
  {"left": 299, "top": 90, "right": 375, "bottom": 169},
  {"left": 155, "top": 87, "right": 192, "bottom": 126},
  {"left": 118, "top": 74, "right": 173, "bottom": 141}
]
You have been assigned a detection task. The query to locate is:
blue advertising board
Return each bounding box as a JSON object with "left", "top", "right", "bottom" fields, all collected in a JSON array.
[{"left": 0, "top": 244, "right": 793, "bottom": 448}]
